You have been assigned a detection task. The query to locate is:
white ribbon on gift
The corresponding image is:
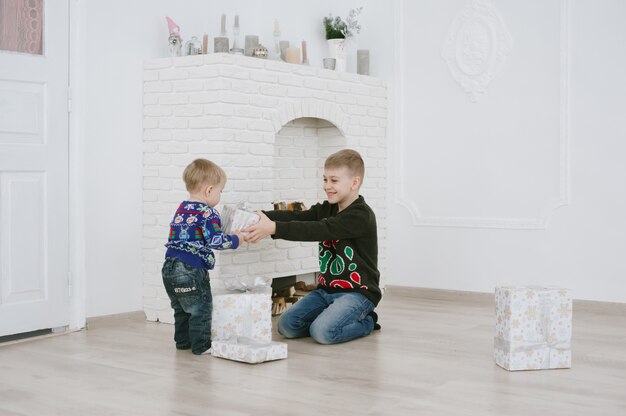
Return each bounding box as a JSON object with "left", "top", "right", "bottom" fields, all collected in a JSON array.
[{"left": 495, "top": 336, "right": 571, "bottom": 368}]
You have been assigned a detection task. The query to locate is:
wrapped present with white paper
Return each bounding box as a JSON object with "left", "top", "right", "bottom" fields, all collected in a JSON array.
[
  {"left": 211, "top": 336, "right": 288, "bottom": 364},
  {"left": 211, "top": 287, "right": 272, "bottom": 343},
  {"left": 220, "top": 205, "right": 260, "bottom": 234},
  {"left": 494, "top": 286, "right": 572, "bottom": 371}
]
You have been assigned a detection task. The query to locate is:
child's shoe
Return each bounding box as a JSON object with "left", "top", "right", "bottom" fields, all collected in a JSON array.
[{"left": 368, "top": 311, "right": 381, "bottom": 330}]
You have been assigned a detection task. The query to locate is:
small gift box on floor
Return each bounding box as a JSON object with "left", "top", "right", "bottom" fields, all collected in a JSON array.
[
  {"left": 494, "top": 286, "right": 572, "bottom": 371},
  {"left": 211, "top": 336, "right": 288, "bottom": 364},
  {"left": 211, "top": 285, "right": 273, "bottom": 343}
]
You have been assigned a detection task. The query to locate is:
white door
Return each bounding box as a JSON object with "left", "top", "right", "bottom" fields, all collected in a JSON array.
[{"left": 0, "top": 0, "right": 70, "bottom": 336}]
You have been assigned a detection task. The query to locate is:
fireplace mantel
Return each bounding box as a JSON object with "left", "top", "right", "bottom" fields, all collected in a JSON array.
[{"left": 142, "top": 53, "right": 388, "bottom": 323}]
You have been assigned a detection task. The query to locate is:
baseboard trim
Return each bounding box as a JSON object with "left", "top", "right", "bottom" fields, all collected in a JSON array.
[
  {"left": 86, "top": 311, "right": 146, "bottom": 329},
  {"left": 383, "top": 285, "right": 626, "bottom": 314}
]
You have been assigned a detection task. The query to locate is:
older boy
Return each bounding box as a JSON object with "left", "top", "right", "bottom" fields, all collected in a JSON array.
[{"left": 245, "top": 149, "right": 381, "bottom": 344}]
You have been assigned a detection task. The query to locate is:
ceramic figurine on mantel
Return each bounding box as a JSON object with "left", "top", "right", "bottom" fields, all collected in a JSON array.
[
  {"left": 166, "top": 16, "right": 182, "bottom": 57},
  {"left": 322, "top": 7, "right": 363, "bottom": 72},
  {"left": 230, "top": 15, "right": 244, "bottom": 55},
  {"left": 214, "top": 14, "right": 229, "bottom": 53}
]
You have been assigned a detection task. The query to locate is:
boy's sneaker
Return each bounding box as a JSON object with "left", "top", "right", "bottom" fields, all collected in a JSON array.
[{"left": 368, "top": 311, "right": 381, "bottom": 330}]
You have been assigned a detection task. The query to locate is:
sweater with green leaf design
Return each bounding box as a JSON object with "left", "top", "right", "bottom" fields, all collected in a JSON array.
[{"left": 265, "top": 196, "right": 381, "bottom": 306}]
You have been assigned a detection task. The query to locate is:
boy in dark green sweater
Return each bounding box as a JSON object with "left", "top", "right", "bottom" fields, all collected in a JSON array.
[{"left": 245, "top": 149, "right": 381, "bottom": 344}]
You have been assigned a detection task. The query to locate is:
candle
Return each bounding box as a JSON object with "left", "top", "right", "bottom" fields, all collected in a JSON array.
[
  {"left": 274, "top": 19, "right": 280, "bottom": 35},
  {"left": 234, "top": 15, "right": 239, "bottom": 29},
  {"left": 285, "top": 47, "right": 301, "bottom": 64},
  {"left": 279, "top": 40, "right": 289, "bottom": 61},
  {"left": 214, "top": 37, "right": 229, "bottom": 53},
  {"left": 301, "top": 40, "right": 308, "bottom": 63},
  {"left": 245, "top": 35, "right": 259, "bottom": 57},
  {"left": 357, "top": 49, "right": 370, "bottom": 75},
  {"left": 202, "top": 34, "right": 208, "bottom": 54},
  {"left": 220, "top": 14, "right": 226, "bottom": 35}
]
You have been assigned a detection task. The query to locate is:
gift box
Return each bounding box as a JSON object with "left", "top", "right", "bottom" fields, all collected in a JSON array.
[
  {"left": 211, "top": 336, "right": 288, "bottom": 364},
  {"left": 494, "top": 286, "right": 572, "bottom": 371},
  {"left": 211, "top": 288, "right": 272, "bottom": 343},
  {"left": 220, "top": 205, "right": 260, "bottom": 234}
]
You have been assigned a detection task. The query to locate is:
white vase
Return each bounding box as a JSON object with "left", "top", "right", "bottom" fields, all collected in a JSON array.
[{"left": 327, "top": 38, "right": 347, "bottom": 72}]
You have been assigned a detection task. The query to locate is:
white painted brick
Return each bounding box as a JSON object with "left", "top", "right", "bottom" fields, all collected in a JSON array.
[
  {"left": 250, "top": 96, "right": 279, "bottom": 108},
  {"left": 247, "top": 168, "right": 274, "bottom": 179},
  {"left": 174, "top": 79, "right": 205, "bottom": 92},
  {"left": 144, "top": 105, "right": 172, "bottom": 117},
  {"left": 361, "top": 76, "right": 382, "bottom": 86},
  {"left": 232, "top": 252, "right": 261, "bottom": 264},
  {"left": 261, "top": 249, "right": 287, "bottom": 262},
  {"left": 328, "top": 81, "right": 351, "bottom": 93},
  {"left": 239, "top": 57, "right": 266, "bottom": 69},
  {"left": 275, "top": 261, "right": 301, "bottom": 274},
  {"left": 233, "top": 180, "right": 264, "bottom": 192},
  {"left": 170, "top": 154, "right": 194, "bottom": 166},
  {"left": 159, "top": 143, "right": 188, "bottom": 154},
  {"left": 219, "top": 265, "right": 249, "bottom": 277},
  {"left": 144, "top": 59, "right": 172, "bottom": 70},
  {"left": 260, "top": 85, "right": 287, "bottom": 97},
  {"left": 233, "top": 106, "right": 263, "bottom": 119},
  {"left": 347, "top": 105, "right": 367, "bottom": 116},
  {"left": 143, "top": 191, "right": 158, "bottom": 202},
  {"left": 159, "top": 191, "right": 188, "bottom": 203},
  {"left": 304, "top": 78, "right": 328, "bottom": 90},
  {"left": 312, "top": 90, "right": 336, "bottom": 102},
  {"left": 371, "top": 87, "right": 386, "bottom": 97},
  {"left": 189, "top": 92, "right": 219, "bottom": 104},
  {"left": 233, "top": 131, "right": 263, "bottom": 143},
  {"left": 204, "top": 103, "right": 231, "bottom": 116},
  {"left": 360, "top": 117, "right": 379, "bottom": 127},
  {"left": 293, "top": 158, "right": 316, "bottom": 168},
  {"left": 317, "top": 69, "right": 340, "bottom": 80},
  {"left": 222, "top": 118, "right": 248, "bottom": 130},
  {"left": 143, "top": 94, "right": 159, "bottom": 105},
  {"left": 159, "top": 166, "right": 184, "bottom": 179},
  {"left": 301, "top": 257, "right": 320, "bottom": 270},
  {"left": 220, "top": 91, "right": 249, "bottom": 104},
  {"left": 339, "top": 72, "right": 361, "bottom": 83},
  {"left": 173, "top": 55, "right": 205, "bottom": 67},
  {"left": 336, "top": 95, "right": 357, "bottom": 105},
  {"left": 367, "top": 148, "right": 386, "bottom": 159},
  {"left": 144, "top": 81, "right": 173, "bottom": 93},
  {"left": 287, "top": 88, "right": 313, "bottom": 98},
  {"left": 187, "top": 66, "right": 220, "bottom": 78},
  {"left": 159, "top": 118, "right": 188, "bottom": 129},
  {"left": 144, "top": 153, "right": 170, "bottom": 166},
  {"left": 264, "top": 60, "right": 293, "bottom": 72},
  {"left": 143, "top": 177, "right": 172, "bottom": 191},
  {"left": 273, "top": 179, "right": 294, "bottom": 190},
  {"left": 294, "top": 66, "right": 317, "bottom": 77},
  {"left": 368, "top": 107, "right": 387, "bottom": 118},
  {"left": 144, "top": 202, "right": 174, "bottom": 215},
  {"left": 350, "top": 84, "right": 370, "bottom": 96},
  {"left": 251, "top": 71, "right": 279, "bottom": 84},
  {"left": 160, "top": 68, "right": 189, "bottom": 80},
  {"left": 159, "top": 94, "right": 188, "bottom": 105},
  {"left": 278, "top": 168, "right": 301, "bottom": 179},
  {"left": 143, "top": 117, "right": 159, "bottom": 129},
  {"left": 249, "top": 144, "right": 274, "bottom": 156},
  {"left": 223, "top": 143, "right": 250, "bottom": 154},
  {"left": 279, "top": 74, "right": 303, "bottom": 87},
  {"left": 367, "top": 127, "right": 386, "bottom": 137},
  {"left": 347, "top": 125, "right": 366, "bottom": 136},
  {"left": 232, "top": 80, "right": 260, "bottom": 95},
  {"left": 279, "top": 147, "right": 304, "bottom": 158},
  {"left": 225, "top": 168, "right": 249, "bottom": 180},
  {"left": 233, "top": 155, "right": 264, "bottom": 167},
  {"left": 144, "top": 70, "right": 159, "bottom": 82},
  {"left": 189, "top": 116, "right": 221, "bottom": 128},
  {"left": 172, "top": 129, "right": 202, "bottom": 141},
  {"left": 247, "top": 192, "right": 274, "bottom": 203},
  {"left": 173, "top": 105, "right": 203, "bottom": 117},
  {"left": 219, "top": 65, "right": 251, "bottom": 80},
  {"left": 143, "top": 168, "right": 160, "bottom": 177},
  {"left": 247, "top": 120, "right": 274, "bottom": 132}
]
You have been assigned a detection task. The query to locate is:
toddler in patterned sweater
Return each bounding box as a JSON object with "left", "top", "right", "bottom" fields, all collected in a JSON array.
[{"left": 161, "top": 159, "right": 244, "bottom": 355}]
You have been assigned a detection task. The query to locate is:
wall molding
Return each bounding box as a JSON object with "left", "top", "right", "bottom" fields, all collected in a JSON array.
[
  {"left": 394, "top": 0, "right": 570, "bottom": 230},
  {"left": 441, "top": 0, "right": 513, "bottom": 103}
]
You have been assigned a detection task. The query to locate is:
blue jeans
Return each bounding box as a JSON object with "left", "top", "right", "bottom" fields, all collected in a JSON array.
[
  {"left": 161, "top": 258, "right": 212, "bottom": 355},
  {"left": 277, "top": 289, "right": 376, "bottom": 344}
]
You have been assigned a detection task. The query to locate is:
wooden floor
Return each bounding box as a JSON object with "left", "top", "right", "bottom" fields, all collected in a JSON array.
[{"left": 1, "top": 287, "right": 625, "bottom": 416}]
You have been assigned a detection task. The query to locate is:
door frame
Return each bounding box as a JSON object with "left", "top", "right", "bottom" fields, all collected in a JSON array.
[{"left": 68, "top": 0, "right": 86, "bottom": 331}]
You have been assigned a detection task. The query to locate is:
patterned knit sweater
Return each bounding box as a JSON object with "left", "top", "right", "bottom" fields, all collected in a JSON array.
[
  {"left": 265, "top": 196, "right": 381, "bottom": 306},
  {"left": 165, "top": 201, "right": 239, "bottom": 269}
]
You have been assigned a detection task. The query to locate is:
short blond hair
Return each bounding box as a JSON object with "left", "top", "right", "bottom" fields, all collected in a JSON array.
[
  {"left": 324, "top": 149, "right": 365, "bottom": 184},
  {"left": 182, "top": 159, "right": 226, "bottom": 193}
]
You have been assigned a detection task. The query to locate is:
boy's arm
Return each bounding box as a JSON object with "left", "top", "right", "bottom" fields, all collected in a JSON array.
[
  {"left": 246, "top": 204, "right": 372, "bottom": 243},
  {"left": 264, "top": 204, "right": 320, "bottom": 222}
]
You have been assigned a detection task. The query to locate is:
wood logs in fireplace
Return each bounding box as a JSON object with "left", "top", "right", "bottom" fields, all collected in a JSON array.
[{"left": 271, "top": 280, "right": 317, "bottom": 316}]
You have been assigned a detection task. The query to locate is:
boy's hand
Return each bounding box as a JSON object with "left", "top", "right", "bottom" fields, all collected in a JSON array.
[{"left": 243, "top": 211, "right": 276, "bottom": 243}]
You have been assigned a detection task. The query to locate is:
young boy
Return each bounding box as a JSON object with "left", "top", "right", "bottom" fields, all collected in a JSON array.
[
  {"left": 245, "top": 149, "right": 381, "bottom": 344},
  {"left": 162, "top": 159, "right": 244, "bottom": 355}
]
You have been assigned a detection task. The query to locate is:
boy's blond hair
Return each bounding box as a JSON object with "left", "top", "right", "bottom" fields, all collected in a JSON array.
[
  {"left": 183, "top": 159, "right": 226, "bottom": 193},
  {"left": 324, "top": 149, "right": 365, "bottom": 185}
]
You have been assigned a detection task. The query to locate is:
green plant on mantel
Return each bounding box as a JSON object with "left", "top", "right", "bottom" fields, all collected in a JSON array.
[{"left": 323, "top": 7, "right": 363, "bottom": 40}]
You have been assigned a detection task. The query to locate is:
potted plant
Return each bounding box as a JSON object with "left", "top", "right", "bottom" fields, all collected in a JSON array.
[{"left": 322, "top": 7, "right": 362, "bottom": 71}]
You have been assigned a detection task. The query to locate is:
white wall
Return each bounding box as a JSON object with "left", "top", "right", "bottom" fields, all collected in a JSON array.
[
  {"left": 389, "top": 0, "right": 626, "bottom": 303},
  {"left": 80, "top": 0, "right": 394, "bottom": 317}
]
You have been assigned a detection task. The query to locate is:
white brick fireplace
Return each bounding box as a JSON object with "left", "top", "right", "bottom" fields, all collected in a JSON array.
[{"left": 142, "top": 53, "right": 387, "bottom": 323}]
